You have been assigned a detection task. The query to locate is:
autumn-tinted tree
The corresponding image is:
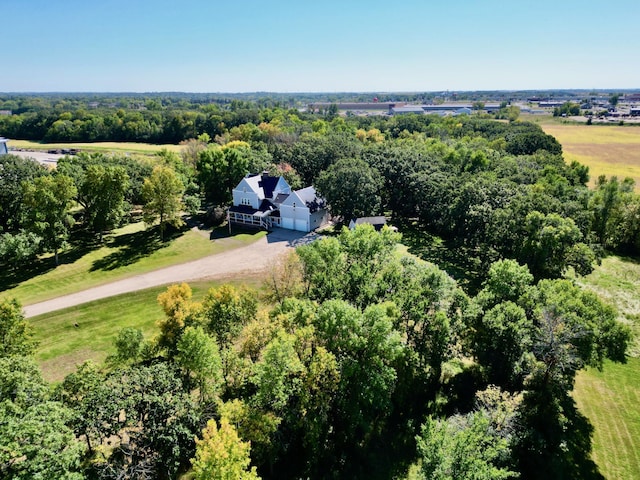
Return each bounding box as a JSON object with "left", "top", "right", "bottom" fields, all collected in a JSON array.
[
  {"left": 192, "top": 418, "right": 261, "bottom": 480},
  {"left": 200, "top": 284, "right": 258, "bottom": 347}
]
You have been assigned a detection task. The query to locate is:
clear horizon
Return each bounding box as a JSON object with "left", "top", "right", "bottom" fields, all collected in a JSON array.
[{"left": 4, "top": 0, "right": 639, "bottom": 92}]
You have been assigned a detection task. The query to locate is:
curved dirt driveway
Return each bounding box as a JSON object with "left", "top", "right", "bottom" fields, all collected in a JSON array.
[{"left": 23, "top": 228, "right": 317, "bottom": 318}]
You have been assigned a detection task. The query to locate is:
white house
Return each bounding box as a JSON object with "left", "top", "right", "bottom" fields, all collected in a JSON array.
[
  {"left": 279, "top": 186, "right": 329, "bottom": 232},
  {"left": 228, "top": 173, "right": 329, "bottom": 232}
]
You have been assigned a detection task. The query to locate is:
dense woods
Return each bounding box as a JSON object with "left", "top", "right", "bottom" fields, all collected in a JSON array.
[{"left": 0, "top": 94, "right": 636, "bottom": 479}]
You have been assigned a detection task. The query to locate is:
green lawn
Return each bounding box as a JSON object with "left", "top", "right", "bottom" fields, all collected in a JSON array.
[
  {"left": 575, "top": 255, "right": 640, "bottom": 357},
  {"left": 32, "top": 277, "right": 264, "bottom": 382},
  {"left": 1, "top": 221, "right": 265, "bottom": 306},
  {"left": 574, "top": 359, "right": 640, "bottom": 480},
  {"left": 570, "top": 254, "right": 640, "bottom": 479}
]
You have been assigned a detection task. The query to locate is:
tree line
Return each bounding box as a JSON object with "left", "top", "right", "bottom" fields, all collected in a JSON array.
[
  {"left": 0, "top": 225, "right": 630, "bottom": 479},
  {"left": 1, "top": 98, "right": 638, "bottom": 478}
]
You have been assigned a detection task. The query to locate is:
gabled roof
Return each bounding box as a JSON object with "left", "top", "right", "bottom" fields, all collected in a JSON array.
[
  {"left": 352, "top": 216, "right": 387, "bottom": 226},
  {"left": 238, "top": 173, "right": 289, "bottom": 201},
  {"left": 259, "top": 176, "right": 279, "bottom": 199},
  {"left": 282, "top": 186, "right": 327, "bottom": 213}
]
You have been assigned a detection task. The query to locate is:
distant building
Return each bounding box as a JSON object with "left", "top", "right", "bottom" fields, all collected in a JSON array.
[
  {"left": 538, "top": 101, "right": 565, "bottom": 108},
  {"left": 630, "top": 108, "right": 640, "bottom": 117},
  {"left": 390, "top": 106, "right": 425, "bottom": 115},
  {"left": 307, "top": 102, "right": 404, "bottom": 113},
  {"left": 0, "top": 110, "right": 11, "bottom": 116},
  {"left": 390, "top": 103, "right": 501, "bottom": 116}
]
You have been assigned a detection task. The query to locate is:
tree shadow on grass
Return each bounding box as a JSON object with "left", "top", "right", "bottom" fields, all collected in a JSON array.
[
  {"left": 0, "top": 230, "right": 98, "bottom": 292},
  {"left": 398, "top": 221, "right": 498, "bottom": 295},
  {"left": 90, "top": 225, "right": 184, "bottom": 272}
]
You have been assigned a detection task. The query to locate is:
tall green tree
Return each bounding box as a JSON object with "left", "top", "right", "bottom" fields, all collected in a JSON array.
[
  {"left": 417, "top": 412, "right": 517, "bottom": 480},
  {"left": 0, "top": 154, "right": 49, "bottom": 233},
  {"left": 22, "top": 174, "right": 77, "bottom": 265},
  {"left": 0, "top": 298, "right": 37, "bottom": 357},
  {"left": 81, "top": 164, "right": 130, "bottom": 240},
  {"left": 142, "top": 165, "right": 185, "bottom": 241},
  {"left": 315, "top": 158, "right": 383, "bottom": 223},
  {"left": 0, "top": 356, "right": 85, "bottom": 480},
  {"left": 176, "top": 326, "right": 223, "bottom": 402}
]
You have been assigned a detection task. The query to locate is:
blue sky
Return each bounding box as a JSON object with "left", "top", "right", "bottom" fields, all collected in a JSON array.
[{"left": 3, "top": 0, "right": 639, "bottom": 92}]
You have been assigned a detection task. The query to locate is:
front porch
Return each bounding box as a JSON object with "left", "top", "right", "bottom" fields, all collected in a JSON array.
[{"left": 228, "top": 205, "right": 281, "bottom": 230}]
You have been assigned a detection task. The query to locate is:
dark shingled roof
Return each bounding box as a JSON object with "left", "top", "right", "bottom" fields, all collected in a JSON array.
[
  {"left": 229, "top": 205, "right": 258, "bottom": 215},
  {"left": 273, "top": 193, "right": 290, "bottom": 204},
  {"left": 258, "top": 176, "right": 279, "bottom": 199},
  {"left": 258, "top": 199, "right": 278, "bottom": 213}
]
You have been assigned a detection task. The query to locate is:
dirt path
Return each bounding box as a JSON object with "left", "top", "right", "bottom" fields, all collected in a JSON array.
[{"left": 23, "top": 228, "right": 316, "bottom": 318}]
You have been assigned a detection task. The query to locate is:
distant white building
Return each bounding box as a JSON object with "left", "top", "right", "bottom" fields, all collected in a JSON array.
[{"left": 0, "top": 137, "right": 8, "bottom": 156}]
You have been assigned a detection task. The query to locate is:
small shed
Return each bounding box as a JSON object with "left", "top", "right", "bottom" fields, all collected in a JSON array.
[{"left": 349, "top": 216, "right": 388, "bottom": 231}]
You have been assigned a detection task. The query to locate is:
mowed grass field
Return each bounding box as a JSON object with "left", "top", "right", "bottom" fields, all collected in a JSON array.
[
  {"left": 32, "top": 276, "right": 264, "bottom": 382},
  {"left": 541, "top": 124, "right": 640, "bottom": 186},
  {"left": 574, "top": 359, "right": 640, "bottom": 480},
  {"left": 572, "top": 255, "right": 640, "bottom": 480},
  {"left": 9, "top": 139, "right": 183, "bottom": 155},
  {"left": 1, "top": 221, "right": 265, "bottom": 306}
]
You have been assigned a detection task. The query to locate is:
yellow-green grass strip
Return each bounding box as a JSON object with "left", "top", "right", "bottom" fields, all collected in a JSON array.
[
  {"left": 541, "top": 124, "right": 640, "bottom": 186},
  {"left": 9, "top": 139, "right": 183, "bottom": 155}
]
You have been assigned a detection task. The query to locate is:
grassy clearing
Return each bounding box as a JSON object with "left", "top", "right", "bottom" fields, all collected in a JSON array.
[
  {"left": 540, "top": 124, "right": 640, "bottom": 186},
  {"left": 575, "top": 255, "right": 640, "bottom": 357},
  {"left": 571, "top": 255, "right": 640, "bottom": 479},
  {"left": 573, "top": 359, "right": 640, "bottom": 480},
  {"left": 32, "top": 276, "right": 265, "bottom": 382},
  {"left": 9, "top": 139, "right": 183, "bottom": 155},
  {"left": 0, "top": 221, "right": 266, "bottom": 306}
]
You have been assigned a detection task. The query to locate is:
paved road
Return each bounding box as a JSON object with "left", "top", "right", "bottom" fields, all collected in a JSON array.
[
  {"left": 10, "top": 150, "right": 65, "bottom": 166},
  {"left": 23, "top": 228, "right": 317, "bottom": 318}
]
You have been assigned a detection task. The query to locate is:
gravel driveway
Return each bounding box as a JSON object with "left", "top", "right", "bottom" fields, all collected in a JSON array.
[{"left": 23, "top": 228, "right": 318, "bottom": 318}]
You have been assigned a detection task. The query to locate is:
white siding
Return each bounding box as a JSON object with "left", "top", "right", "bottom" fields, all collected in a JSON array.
[{"left": 232, "top": 178, "right": 261, "bottom": 209}]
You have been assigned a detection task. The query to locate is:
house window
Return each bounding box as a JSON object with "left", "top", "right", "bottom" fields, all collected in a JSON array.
[{"left": 241, "top": 198, "right": 251, "bottom": 206}]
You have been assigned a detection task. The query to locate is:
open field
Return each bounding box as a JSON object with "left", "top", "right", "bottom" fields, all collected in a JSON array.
[
  {"left": 540, "top": 124, "right": 640, "bottom": 186},
  {"left": 9, "top": 139, "right": 183, "bottom": 155},
  {"left": 575, "top": 255, "right": 640, "bottom": 357},
  {"left": 573, "top": 359, "right": 640, "bottom": 480},
  {"left": 0, "top": 221, "right": 265, "bottom": 306},
  {"left": 32, "top": 276, "right": 264, "bottom": 382},
  {"left": 571, "top": 255, "right": 640, "bottom": 479}
]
